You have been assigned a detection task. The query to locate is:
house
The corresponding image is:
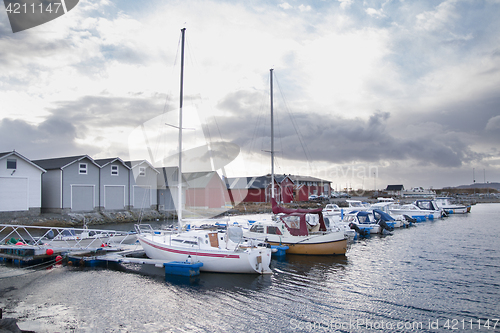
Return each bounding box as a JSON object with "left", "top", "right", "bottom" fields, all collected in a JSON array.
[
  {"left": 226, "top": 175, "right": 281, "bottom": 203},
  {"left": 33, "top": 155, "right": 100, "bottom": 213},
  {"left": 94, "top": 157, "right": 131, "bottom": 211},
  {"left": 385, "top": 184, "right": 405, "bottom": 197},
  {"left": 0, "top": 151, "right": 46, "bottom": 216},
  {"left": 157, "top": 166, "right": 185, "bottom": 212},
  {"left": 184, "top": 171, "right": 229, "bottom": 209},
  {"left": 288, "top": 175, "right": 331, "bottom": 201},
  {"left": 125, "top": 160, "right": 159, "bottom": 210}
]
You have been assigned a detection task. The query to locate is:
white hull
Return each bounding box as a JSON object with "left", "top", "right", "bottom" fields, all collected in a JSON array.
[{"left": 138, "top": 234, "right": 272, "bottom": 274}]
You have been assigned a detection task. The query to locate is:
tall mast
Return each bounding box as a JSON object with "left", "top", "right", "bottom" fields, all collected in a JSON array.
[
  {"left": 178, "top": 28, "right": 186, "bottom": 223},
  {"left": 270, "top": 69, "right": 275, "bottom": 200}
]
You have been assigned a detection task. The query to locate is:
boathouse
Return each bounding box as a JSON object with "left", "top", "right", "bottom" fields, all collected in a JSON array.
[
  {"left": 0, "top": 151, "right": 46, "bottom": 216},
  {"left": 94, "top": 157, "right": 131, "bottom": 211},
  {"left": 125, "top": 160, "right": 159, "bottom": 210},
  {"left": 33, "top": 155, "right": 101, "bottom": 213}
]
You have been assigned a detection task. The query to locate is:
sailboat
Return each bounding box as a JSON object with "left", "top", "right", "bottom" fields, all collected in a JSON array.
[
  {"left": 136, "top": 29, "right": 272, "bottom": 274},
  {"left": 242, "top": 69, "right": 348, "bottom": 255}
]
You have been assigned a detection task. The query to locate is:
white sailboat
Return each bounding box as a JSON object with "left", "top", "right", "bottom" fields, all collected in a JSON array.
[
  {"left": 242, "top": 69, "right": 348, "bottom": 255},
  {"left": 136, "top": 29, "right": 272, "bottom": 274}
]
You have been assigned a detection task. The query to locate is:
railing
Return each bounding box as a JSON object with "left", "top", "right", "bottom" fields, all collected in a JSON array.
[{"left": 0, "top": 224, "right": 137, "bottom": 250}]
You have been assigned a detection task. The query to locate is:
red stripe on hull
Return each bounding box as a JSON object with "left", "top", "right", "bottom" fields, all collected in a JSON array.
[{"left": 141, "top": 237, "right": 240, "bottom": 259}]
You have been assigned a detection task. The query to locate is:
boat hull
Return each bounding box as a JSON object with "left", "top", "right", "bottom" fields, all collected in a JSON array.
[
  {"left": 138, "top": 234, "right": 272, "bottom": 274},
  {"left": 267, "top": 238, "right": 348, "bottom": 255}
]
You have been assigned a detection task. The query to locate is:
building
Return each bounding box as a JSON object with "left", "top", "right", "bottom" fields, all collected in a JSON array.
[
  {"left": 94, "top": 157, "right": 131, "bottom": 211},
  {"left": 33, "top": 155, "right": 101, "bottom": 213},
  {"left": 125, "top": 160, "right": 159, "bottom": 210},
  {"left": 184, "top": 171, "right": 229, "bottom": 209},
  {"left": 385, "top": 185, "right": 405, "bottom": 197},
  {"left": 0, "top": 151, "right": 46, "bottom": 216}
]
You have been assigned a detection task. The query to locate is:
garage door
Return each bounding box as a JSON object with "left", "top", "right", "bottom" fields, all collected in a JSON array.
[
  {"left": 133, "top": 186, "right": 150, "bottom": 209},
  {"left": 0, "top": 177, "right": 28, "bottom": 211},
  {"left": 104, "top": 186, "right": 125, "bottom": 210},
  {"left": 72, "top": 185, "right": 94, "bottom": 211}
]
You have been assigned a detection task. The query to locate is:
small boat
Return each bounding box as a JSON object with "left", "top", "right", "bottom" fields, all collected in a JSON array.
[
  {"left": 413, "top": 199, "right": 447, "bottom": 219},
  {"left": 243, "top": 199, "right": 348, "bottom": 255},
  {"left": 322, "top": 203, "right": 342, "bottom": 216},
  {"left": 342, "top": 210, "right": 395, "bottom": 236},
  {"left": 346, "top": 200, "right": 370, "bottom": 211},
  {"left": 434, "top": 197, "right": 471, "bottom": 214},
  {"left": 137, "top": 224, "right": 272, "bottom": 274}
]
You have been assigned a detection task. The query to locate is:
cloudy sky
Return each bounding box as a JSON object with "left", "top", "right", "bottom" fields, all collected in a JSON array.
[{"left": 1, "top": 0, "right": 500, "bottom": 191}]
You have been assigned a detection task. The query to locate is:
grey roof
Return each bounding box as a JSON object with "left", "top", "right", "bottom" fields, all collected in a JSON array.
[
  {"left": 124, "top": 160, "right": 160, "bottom": 173},
  {"left": 94, "top": 157, "right": 130, "bottom": 169},
  {"left": 33, "top": 155, "right": 99, "bottom": 170},
  {"left": 156, "top": 167, "right": 186, "bottom": 188},
  {"left": 385, "top": 185, "right": 405, "bottom": 191},
  {"left": 288, "top": 174, "right": 330, "bottom": 183}
]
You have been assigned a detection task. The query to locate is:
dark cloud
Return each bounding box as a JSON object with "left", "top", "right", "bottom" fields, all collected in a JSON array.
[
  {"left": 0, "top": 94, "right": 172, "bottom": 159},
  {"left": 213, "top": 90, "right": 488, "bottom": 169}
]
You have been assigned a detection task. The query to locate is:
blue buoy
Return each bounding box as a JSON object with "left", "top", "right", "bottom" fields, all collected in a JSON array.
[
  {"left": 271, "top": 245, "right": 289, "bottom": 256},
  {"left": 164, "top": 261, "right": 203, "bottom": 277}
]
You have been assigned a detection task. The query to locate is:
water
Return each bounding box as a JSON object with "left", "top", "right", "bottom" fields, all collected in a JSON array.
[{"left": 1, "top": 204, "right": 499, "bottom": 332}]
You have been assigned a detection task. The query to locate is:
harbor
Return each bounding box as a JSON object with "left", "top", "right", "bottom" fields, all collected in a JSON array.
[{"left": 1, "top": 203, "right": 499, "bottom": 332}]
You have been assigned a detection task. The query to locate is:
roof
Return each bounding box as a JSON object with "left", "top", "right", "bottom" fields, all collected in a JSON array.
[
  {"left": 184, "top": 171, "right": 221, "bottom": 188},
  {"left": 94, "top": 157, "right": 130, "bottom": 169},
  {"left": 124, "top": 160, "right": 160, "bottom": 173},
  {"left": 0, "top": 151, "right": 46, "bottom": 173},
  {"left": 385, "top": 185, "right": 405, "bottom": 191},
  {"left": 33, "top": 155, "right": 100, "bottom": 170},
  {"left": 156, "top": 167, "right": 186, "bottom": 188}
]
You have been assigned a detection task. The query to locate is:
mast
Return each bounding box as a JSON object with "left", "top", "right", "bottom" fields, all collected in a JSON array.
[
  {"left": 178, "top": 28, "right": 186, "bottom": 223},
  {"left": 270, "top": 69, "right": 275, "bottom": 200}
]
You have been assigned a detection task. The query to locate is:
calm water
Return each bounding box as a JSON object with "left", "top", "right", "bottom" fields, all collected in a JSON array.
[{"left": 1, "top": 204, "right": 499, "bottom": 332}]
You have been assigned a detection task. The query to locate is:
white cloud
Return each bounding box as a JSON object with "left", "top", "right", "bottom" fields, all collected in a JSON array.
[
  {"left": 486, "top": 115, "right": 500, "bottom": 131},
  {"left": 298, "top": 4, "right": 312, "bottom": 12},
  {"left": 415, "top": 0, "right": 459, "bottom": 32},
  {"left": 365, "top": 8, "right": 385, "bottom": 18},
  {"left": 278, "top": 2, "right": 293, "bottom": 10},
  {"left": 338, "top": 0, "right": 353, "bottom": 10}
]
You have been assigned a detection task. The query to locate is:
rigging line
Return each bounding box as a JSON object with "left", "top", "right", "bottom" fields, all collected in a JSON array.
[{"left": 273, "top": 72, "right": 313, "bottom": 172}]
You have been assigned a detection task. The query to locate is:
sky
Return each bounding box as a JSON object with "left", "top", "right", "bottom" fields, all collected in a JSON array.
[{"left": 1, "top": 0, "right": 500, "bottom": 191}]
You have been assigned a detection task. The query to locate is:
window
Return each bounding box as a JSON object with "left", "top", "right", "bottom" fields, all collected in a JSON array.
[
  {"left": 111, "top": 165, "right": 119, "bottom": 176},
  {"left": 79, "top": 163, "right": 87, "bottom": 174},
  {"left": 267, "top": 226, "right": 282, "bottom": 235},
  {"left": 6, "top": 159, "right": 16, "bottom": 169},
  {"left": 139, "top": 167, "right": 146, "bottom": 177},
  {"left": 249, "top": 224, "right": 264, "bottom": 233}
]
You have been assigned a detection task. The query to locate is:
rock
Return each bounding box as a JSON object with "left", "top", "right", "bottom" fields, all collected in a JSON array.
[{"left": 0, "top": 318, "right": 22, "bottom": 333}]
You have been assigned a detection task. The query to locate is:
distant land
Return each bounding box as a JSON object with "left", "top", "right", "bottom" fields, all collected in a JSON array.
[{"left": 445, "top": 182, "right": 500, "bottom": 190}]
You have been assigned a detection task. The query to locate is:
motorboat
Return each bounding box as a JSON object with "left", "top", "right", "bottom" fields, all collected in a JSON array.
[
  {"left": 342, "top": 209, "right": 395, "bottom": 236},
  {"left": 413, "top": 199, "right": 447, "bottom": 219},
  {"left": 242, "top": 199, "right": 348, "bottom": 255},
  {"left": 434, "top": 197, "right": 471, "bottom": 214},
  {"left": 322, "top": 203, "right": 342, "bottom": 217},
  {"left": 346, "top": 200, "right": 370, "bottom": 211},
  {"left": 136, "top": 224, "right": 272, "bottom": 274}
]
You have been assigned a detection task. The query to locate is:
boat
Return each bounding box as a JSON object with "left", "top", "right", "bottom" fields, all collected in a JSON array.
[
  {"left": 346, "top": 199, "right": 370, "bottom": 211},
  {"left": 242, "top": 69, "right": 348, "bottom": 255},
  {"left": 413, "top": 199, "right": 447, "bottom": 219},
  {"left": 434, "top": 197, "right": 471, "bottom": 214},
  {"left": 322, "top": 203, "right": 342, "bottom": 217},
  {"left": 243, "top": 199, "right": 348, "bottom": 255},
  {"left": 135, "top": 28, "right": 272, "bottom": 274},
  {"left": 342, "top": 209, "right": 395, "bottom": 236}
]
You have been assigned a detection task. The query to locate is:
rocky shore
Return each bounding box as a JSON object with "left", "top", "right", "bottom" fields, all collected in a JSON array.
[{"left": 0, "top": 210, "right": 174, "bottom": 228}]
